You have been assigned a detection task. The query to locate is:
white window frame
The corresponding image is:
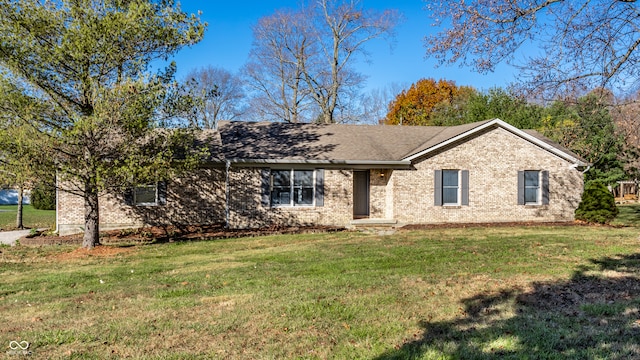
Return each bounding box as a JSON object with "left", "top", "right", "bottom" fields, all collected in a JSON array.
[
  {"left": 134, "top": 183, "right": 159, "bottom": 206},
  {"left": 270, "top": 169, "right": 316, "bottom": 207},
  {"left": 524, "top": 170, "right": 540, "bottom": 205},
  {"left": 442, "top": 169, "right": 461, "bottom": 206}
]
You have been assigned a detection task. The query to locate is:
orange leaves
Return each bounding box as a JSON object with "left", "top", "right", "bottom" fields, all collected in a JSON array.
[{"left": 385, "top": 78, "right": 473, "bottom": 126}]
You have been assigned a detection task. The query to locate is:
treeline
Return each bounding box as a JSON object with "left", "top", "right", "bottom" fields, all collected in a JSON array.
[{"left": 384, "top": 79, "right": 638, "bottom": 186}]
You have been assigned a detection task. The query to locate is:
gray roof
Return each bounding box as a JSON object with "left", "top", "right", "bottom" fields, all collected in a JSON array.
[
  {"left": 218, "top": 120, "right": 492, "bottom": 162},
  {"left": 210, "top": 119, "right": 589, "bottom": 166}
]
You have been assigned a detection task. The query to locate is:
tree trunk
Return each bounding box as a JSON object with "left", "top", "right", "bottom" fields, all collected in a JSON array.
[
  {"left": 16, "top": 186, "right": 23, "bottom": 229},
  {"left": 82, "top": 185, "right": 100, "bottom": 249}
]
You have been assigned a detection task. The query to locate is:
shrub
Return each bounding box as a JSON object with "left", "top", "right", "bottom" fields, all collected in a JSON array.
[
  {"left": 30, "top": 183, "right": 56, "bottom": 210},
  {"left": 575, "top": 181, "right": 619, "bottom": 224}
]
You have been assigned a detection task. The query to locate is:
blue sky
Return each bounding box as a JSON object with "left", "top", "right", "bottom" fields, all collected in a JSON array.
[{"left": 166, "top": 1, "right": 517, "bottom": 93}]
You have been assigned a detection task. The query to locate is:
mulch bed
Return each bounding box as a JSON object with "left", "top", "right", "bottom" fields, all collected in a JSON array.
[
  {"left": 18, "top": 220, "right": 607, "bottom": 246},
  {"left": 20, "top": 224, "right": 346, "bottom": 246},
  {"left": 400, "top": 220, "right": 598, "bottom": 230}
]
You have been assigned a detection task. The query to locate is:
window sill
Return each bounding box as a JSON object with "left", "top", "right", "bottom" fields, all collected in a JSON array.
[
  {"left": 271, "top": 205, "right": 316, "bottom": 208},
  {"left": 442, "top": 205, "right": 462, "bottom": 209}
]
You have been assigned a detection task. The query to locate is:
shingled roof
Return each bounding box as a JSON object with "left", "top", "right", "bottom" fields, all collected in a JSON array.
[{"left": 213, "top": 119, "right": 589, "bottom": 167}]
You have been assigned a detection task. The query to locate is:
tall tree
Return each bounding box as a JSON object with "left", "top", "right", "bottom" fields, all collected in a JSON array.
[
  {"left": 245, "top": 0, "right": 399, "bottom": 124},
  {"left": 611, "top": 92, "right": 640, "bottom": 179},
  {"left": 425, "top": 0, "right": 640, "bottom": 100},
  {"left": 0, "top": 122, "right": 52, "bottom": 229},
  {"left": 385, "top": 78, "right": 474, "bottom": 126},
  {"left": 305, "top": 0, "right": 399, "bottom": 124},
  {"left": 244, "top": 9, "right": 312, "bottom": 123},
  {"left": 0, "top": 0, "right": 205, "bottom": 248},
  {"left": 182, "top": 66, "right": 246, "bottom": 129}
]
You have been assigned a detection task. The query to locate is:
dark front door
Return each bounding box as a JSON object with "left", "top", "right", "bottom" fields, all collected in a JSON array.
[{"left": 353, "top": 171, "right": 370, "bottom": 218}]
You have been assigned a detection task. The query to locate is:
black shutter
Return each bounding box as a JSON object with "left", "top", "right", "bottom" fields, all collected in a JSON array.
[
  {"left": 461, "top": 170, "right": 469, "bottom": 206},
  {"left": 157, "top": 180, "right": 167, "bottom": 205},
  {"left": 315, "top": 169, "right": 324, "bottom": 207},
  {"left": 434, "top": 170, "right": 442, "bottom": 206},
  {"left": 517, "top": 171, "right": 525, "bottom": 205},
  {"left": 261, "top": 168, "right": 271, "bottom": 207},
  {"left": 124, "top": 188, "right": 133, "bottom": 205},
  {"left": 541, "top": 170, "right": 549, "bottom": 205}
]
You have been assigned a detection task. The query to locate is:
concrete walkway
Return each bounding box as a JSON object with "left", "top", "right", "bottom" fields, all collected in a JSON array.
[{"left": 0, "top": 229, "right": 33, "bottom": 246}]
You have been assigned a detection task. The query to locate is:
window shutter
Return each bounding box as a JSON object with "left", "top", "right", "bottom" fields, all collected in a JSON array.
[
  {"left": 517, "top": 171, "right": 525, "bottom": 205},
  {"left": 157, "top": 181, "right": 167, "bottom": 205},
  {"left": 541, "top": 170, "right": 549, "bottom": 205},
  {"left": 461, "top": 170, "right": 469, "bottom": 206},
  {"left": 315, "top": 169, "right": 324, "bottom": 207},
  {"left": 124, "top": 188, "right": 133, "bottom": 206},
  {"left": 434, "top": 170, "right": 442, "bottom": 206},
  {"left": 261, "top": 168, "right": 271, "bottom": 207}
]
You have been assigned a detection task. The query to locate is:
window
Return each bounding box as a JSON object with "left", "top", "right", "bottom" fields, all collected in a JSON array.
[
  {"left": 434, "top": 169, "right": 469, "bottom": 206},
  {"left": 125, "top": 181, "right": 166, "bottom": 206},
  {"left": 442, "top": 170, "right": 459, "bottom": 205},
  {"left": 524, "top": 171, "right": 540, "bottom": 204},
  {"left": 518, "top": 171, "right": 549, "bottom": 205},
  {"left": 268, "top": 169, "right": 318, "bottom": 207},
  {"left": 134, "top": 184, "right": 158, "bottom": 206}
]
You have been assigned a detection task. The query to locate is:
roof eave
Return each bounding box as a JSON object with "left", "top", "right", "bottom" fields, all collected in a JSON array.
[{"left": 226, "top": 158, "right": 412, "bottom": 169}]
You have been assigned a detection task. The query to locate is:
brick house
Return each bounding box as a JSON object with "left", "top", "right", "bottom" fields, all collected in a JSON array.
[{"left": 56, "top": 119, "right": 589, "bottom": 235}]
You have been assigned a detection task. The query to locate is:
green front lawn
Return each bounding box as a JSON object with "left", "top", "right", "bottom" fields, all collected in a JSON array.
[
  {"left": 611, "top": 203, "right": 640, "bottom": 227},
  {"left": 0, "top": 205, "right": 55, "bottom": 231},
  {"left": 1, "top": 225, "right": 639, "bottom": 359}
]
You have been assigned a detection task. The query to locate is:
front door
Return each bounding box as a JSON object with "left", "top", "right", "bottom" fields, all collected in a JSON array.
[{"left": 353, "top": 171, "right": 370, "bottom": 218}]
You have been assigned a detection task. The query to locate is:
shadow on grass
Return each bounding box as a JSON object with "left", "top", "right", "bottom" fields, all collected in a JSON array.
[{"left": 376, "top": 254, "right": 640, "bottom": 359}]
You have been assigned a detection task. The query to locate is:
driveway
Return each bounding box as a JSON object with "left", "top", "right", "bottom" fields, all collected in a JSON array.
[{"left": 0, "top": 229, "right": 33, "bottom": 246}]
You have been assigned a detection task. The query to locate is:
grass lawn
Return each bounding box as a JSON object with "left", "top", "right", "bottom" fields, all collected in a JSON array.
[
  {"left": 0, "top": 205, "right": 56, "bottom": 231},
  {"left": 1, "top": 225, "right": 640, "bottom": 359},
  {"left": 611, "top": 203, "right": 640, "bottom": 227}
]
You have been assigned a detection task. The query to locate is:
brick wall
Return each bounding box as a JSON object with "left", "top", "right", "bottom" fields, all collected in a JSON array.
[
  {"left": 227, "top": 167, "right": 353, "bottom": 228},
  {"left": 390, "top": 127, "right": 584, "bottom": 224},
  {"left": 57, "top": 168, "right": 226, "bottom": 235},
  {"left": 56, "top": 127, "right": 584, "bottom": 234}
]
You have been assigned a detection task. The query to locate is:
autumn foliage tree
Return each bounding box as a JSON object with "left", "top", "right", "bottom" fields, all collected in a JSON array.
[{"left": 384, "top": 79, "right": 474, "bottom": 126}]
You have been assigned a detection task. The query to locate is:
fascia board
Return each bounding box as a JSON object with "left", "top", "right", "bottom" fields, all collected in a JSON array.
[{"left": 226, "top": 158, "right": 412, "bottom": 169}]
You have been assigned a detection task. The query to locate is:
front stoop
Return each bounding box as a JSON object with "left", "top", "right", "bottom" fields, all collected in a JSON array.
[{"left": 347, "top": 218, "right": 400, "bottom": 235}]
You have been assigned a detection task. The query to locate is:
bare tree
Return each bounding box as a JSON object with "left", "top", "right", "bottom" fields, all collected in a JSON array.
[
  {"left": 305, "top": 0, "right": 399, "bottom": 124},
  {"left": 243, "top": 9, "right": 313, "bottom": 123},
  {"left": 182, "top": 66, "right": 246, "bottom": 129},
  {"left": 358, "top": 82, "right": 407, "bottom": 124},
  {"left": 425, "top": 0, "right": 640, "bottom": 100},
  {"left": 245, "top": 0, "right": 400, "bottom": 123}
]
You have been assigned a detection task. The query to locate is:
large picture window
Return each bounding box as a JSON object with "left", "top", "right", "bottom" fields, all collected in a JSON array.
[{"left": 270, "top": 169, "right": 315, "bottom": 206}]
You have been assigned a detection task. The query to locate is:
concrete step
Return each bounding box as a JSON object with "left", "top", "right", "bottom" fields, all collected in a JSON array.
[{"left": 348, "top": 219, "right": 400, "bottom": 235}]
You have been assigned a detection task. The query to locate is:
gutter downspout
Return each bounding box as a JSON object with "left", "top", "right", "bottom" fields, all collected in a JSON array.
[
  {"left": 55, "top": 171, "right": 59, "bottom": 234},
  {"left": 582, "top": 165, "right": 591, "bottom": 174},
  {"left": 225, "top": 160, "right": 231, "bottom": 229}
]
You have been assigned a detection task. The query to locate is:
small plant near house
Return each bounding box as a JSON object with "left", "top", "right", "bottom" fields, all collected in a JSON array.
[{"left": 575, "top": 181, "right": 619, "bottom": 224}]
